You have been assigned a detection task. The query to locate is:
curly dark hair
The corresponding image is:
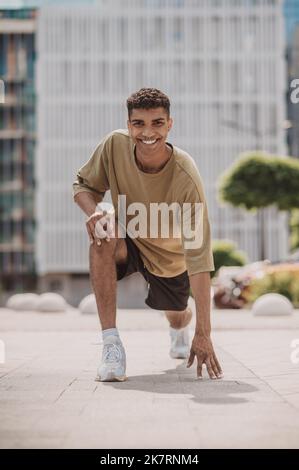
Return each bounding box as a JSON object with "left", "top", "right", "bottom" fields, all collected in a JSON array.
[{"left": 126, "top": 88, "right": 170, "bottom": 118}]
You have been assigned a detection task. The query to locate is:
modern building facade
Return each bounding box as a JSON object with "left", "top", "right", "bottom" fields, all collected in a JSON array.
[
  {"left": 0, "top": 8, "right": 37, "bottom": 293},
  {"left": 36, "top": 0, "right": 288, "bottom": 303},
  {"left": 284, "top": 0, "right": 299, "bottom": 43},
  {"left": 284, "top": 0, "right": 299, "bottom": 158},
  {"left": 288, "top": 24, "right": 299, "bottom": 158}
]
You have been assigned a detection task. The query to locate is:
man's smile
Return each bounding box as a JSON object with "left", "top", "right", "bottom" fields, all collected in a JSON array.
[{"left": 138, "top": 138, "right": 161, "bottom": 146}]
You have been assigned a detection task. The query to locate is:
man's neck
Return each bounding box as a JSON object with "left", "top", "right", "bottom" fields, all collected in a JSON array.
[{"left": 135, "top": 143, "right": 172, "bottom": 174}]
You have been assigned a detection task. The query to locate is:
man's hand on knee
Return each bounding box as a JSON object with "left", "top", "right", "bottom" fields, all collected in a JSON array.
[{"left": 86, "top": 211, "right": 115, "bottom": 246}]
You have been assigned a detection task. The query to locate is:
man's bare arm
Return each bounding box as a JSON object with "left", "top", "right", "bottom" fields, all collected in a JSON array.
[
  {"left": 189, "top": 271, "right": 211, "bottom": 337},
  {"left": 187, "top": 271, "right": 223, "bottom": 379},
  {"left": 74, "top": 191, "right": 99, "bottom": 217}
]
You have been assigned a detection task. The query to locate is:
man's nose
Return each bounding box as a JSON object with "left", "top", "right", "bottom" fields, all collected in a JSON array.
[{"left": 141, "top": 128, "right": 155, "bottom": 138}]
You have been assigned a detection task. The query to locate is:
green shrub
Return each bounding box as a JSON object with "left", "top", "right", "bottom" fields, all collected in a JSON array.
[
  {"left": 218, "top": 152, "right": 299, "bottom": 210},
  {"left": 244, "top": 271, "right": 299, "bottom": 307},
  {"left": 212, "top": 239, "right": 248, "bottom": 278}
]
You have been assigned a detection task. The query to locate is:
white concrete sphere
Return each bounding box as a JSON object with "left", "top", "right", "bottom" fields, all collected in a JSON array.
[
  {"left": 6, "top": 293, "right": 40, "bottom": 311},
  {"left": 6, "top": 294, "right": 25, "bottom": 310},
  {"left": 78, "top": 294, "right": 97, "bottom": 314},
  {"left": 36, "top": 293, "right": 67, "bottom": 312},
  {"left": 252, "top": 293, "right": 293, "bottom": 316}
]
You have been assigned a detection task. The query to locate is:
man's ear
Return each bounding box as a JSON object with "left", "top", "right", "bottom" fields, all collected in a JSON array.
[{"left": 168, "top": 117, "right": 173, "bottom": 131}]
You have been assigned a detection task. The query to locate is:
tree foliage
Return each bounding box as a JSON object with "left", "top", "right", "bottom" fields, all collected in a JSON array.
[{"left": 218, "top": 152, "right": 299, "bottom": 211}]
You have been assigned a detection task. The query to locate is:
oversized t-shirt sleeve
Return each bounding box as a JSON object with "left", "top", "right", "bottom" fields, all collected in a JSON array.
[
  {"left": 72, "top": 135, "right": 110, "bottom": 202},
  {"left": 180, "top": 171, "right": 215, "bottom": 276}
]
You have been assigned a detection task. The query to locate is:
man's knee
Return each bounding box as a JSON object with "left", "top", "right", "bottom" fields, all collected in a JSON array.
[{"left": 165, "top": 307, "right": 192, "bottom": 329}]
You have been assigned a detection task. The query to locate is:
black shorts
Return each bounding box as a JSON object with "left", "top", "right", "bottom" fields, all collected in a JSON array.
[{"left": 116, "top": 235, "right": 190, "bottom": 311}]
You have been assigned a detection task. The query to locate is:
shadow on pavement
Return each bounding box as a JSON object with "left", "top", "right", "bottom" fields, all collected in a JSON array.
[{"left": 98, "top": 362, "right": 258, "bottom": 405}]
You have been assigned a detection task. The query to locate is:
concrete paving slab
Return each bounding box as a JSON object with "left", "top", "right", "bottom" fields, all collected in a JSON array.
[{"left": 1, "top": 307, "right": 299, "bottom": 448}]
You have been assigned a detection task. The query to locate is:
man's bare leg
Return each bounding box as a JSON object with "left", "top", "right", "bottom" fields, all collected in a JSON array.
[
  {"left": 89, "top": 223, "right": 127, "bottom": 330},
  {"left": 165, "top": 307, "right": 192, "bottom": 329}
]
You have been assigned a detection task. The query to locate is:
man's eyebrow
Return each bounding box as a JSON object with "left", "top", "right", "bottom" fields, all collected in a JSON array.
[{"left": 131, "top": 118, "right": 165, "bottom": 123}]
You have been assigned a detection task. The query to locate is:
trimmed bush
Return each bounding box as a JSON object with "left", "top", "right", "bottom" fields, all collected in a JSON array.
[
  {"left": 244, "top": 270, "right": 299, "bottom": 307},
  {"left": 218, "top": 152, "right": 299, "bottom": 210},
  {"left": 212, "top": 239, "right": 248, "bottom": 278}
]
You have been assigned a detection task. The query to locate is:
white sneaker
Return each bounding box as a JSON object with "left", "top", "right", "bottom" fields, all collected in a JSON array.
[
  {"left": 169, "top": 326, "right": 190, "bottom": 359},
  {"left": 96, "top": 335, "right": 127, "bottom": 382}
]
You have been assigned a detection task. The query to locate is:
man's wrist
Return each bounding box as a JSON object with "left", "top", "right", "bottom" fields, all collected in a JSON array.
[
  {"left": 86, "top": 207, "right": 97, "bottom": 216},
  {"left": 194, "top": 327, "right": 211, "bottom": 338}
]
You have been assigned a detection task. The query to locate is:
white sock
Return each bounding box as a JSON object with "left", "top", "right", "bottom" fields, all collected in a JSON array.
[{"left": 102, "top": 327, "right": 119, "bottom": 340}]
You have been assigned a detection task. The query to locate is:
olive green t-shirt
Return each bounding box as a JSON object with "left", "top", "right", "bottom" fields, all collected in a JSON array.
[{"left": 73, "top": 129, "right": 215, "bottom": 278}]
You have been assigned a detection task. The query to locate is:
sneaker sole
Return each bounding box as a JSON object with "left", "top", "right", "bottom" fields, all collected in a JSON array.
[
  {"left": 170, "top": 350, "right": 189, "bottom": 359},
  {"left": 95, "top": 374, "right": 128, "bottom": 382}
]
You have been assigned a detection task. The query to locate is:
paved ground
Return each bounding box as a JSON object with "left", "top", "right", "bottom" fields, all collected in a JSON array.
[{"left": 1, "top": 303, "right": 299, "bottom": 449}]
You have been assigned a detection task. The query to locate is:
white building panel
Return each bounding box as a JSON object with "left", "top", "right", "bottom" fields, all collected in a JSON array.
[{"left": 36, "top": 0, "right": 288, "bottom": 274}]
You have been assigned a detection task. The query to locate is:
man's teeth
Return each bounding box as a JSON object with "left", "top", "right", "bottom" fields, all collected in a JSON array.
[{"left": 142, "top": 139, "right": 157, "bottom": 145}]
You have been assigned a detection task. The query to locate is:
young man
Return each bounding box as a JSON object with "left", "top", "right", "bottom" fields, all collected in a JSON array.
[{"left": 73, "top": 88, "right": 223, "bottom": 382}]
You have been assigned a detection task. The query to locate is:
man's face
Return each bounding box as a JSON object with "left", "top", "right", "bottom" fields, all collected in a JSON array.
[{"left": 127, "top": 107, "right": 173, "bottom": 155}]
